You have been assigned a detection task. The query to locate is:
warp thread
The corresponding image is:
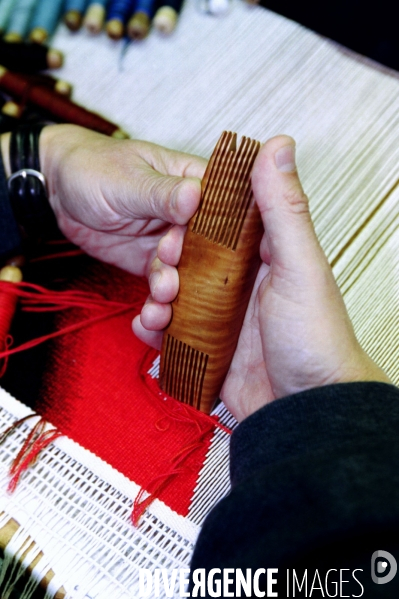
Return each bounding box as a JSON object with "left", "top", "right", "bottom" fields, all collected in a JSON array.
[
  {"left": 0, "top": 414, "right": 63, "bottom": 493},
  {"left": 0, "top": 279, "right": 232, "bottom": 525},
  {"left": 132, "top": 349, "right": 232, "bottom": 525}
]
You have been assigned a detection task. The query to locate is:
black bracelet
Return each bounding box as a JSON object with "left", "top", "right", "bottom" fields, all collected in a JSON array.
[{"left": 8, "top": 123, "right": 57, "bottom": 238}]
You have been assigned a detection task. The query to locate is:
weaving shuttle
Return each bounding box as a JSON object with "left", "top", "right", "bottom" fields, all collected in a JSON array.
[{"left": 160, "top": 131, "right": 263, "bottom": 413}]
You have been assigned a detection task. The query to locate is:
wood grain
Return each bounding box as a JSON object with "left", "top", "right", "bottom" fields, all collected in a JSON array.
[{"left": 160, "top": 132, "right": 263, "bottom": 413}]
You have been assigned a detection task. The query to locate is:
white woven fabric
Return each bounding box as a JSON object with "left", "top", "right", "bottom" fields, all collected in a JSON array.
[{"left": 0, "top": 387, "right": 199, "bottom": 598}]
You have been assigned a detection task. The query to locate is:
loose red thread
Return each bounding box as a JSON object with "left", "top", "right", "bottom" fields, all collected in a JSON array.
[
  {"left": 0, "top": 415, "right": 63, "bottom": 493},
  {"left": 0, "top": 282, "right": 19, "bottom": 377},
  {"left": 132, "top": 437, "right": 210, "bottom": 525},
  {"left": 29, "top": 249, "right": 85, "bottom": 263},
  {"left": 0, "top": 280, "right": 141, "bottom": 366},
  {"left": 131, "top": 349, "right": 233, "bottom": 525},
  {"left": 0, "top": 278, "right": 233, "bottom": 524},
  {"left": 139, "top": 349, "right": 233, "bottom": 436}
]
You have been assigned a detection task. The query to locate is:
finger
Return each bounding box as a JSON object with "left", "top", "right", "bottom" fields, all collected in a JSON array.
[
  {"left": 128, "top": 169, "right": 202, "bottom": 226},
  {"left": 142, "top": 142, "right": 207, "bottom": 179},
  {"left": 149, "top": 258, "right": 179, "bottom": 303},
  {"left": 173, "top": 152, "right": 207, "bottom": 180},
  {"left": 140, "top": 295, "right": 172, "bottom": 330},
  {"left": 157, "top": 225, "right": 186, "bottom": 266},
  {"left": 132, "top": 315, "right": 163, "bottom": 350},
  {"left": 252, "top": 136, "right": 327, "bottom": 277}
]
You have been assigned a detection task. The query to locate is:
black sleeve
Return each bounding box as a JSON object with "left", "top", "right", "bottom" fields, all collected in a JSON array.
[
  {"left": 0, "top": 154, "right": 22, "bottom": 260},
  {"left": 191, "top": 382, "right": 399, "bottom": 597}
]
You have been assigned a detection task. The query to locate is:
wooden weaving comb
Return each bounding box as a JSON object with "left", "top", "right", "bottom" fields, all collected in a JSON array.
[{"left": 159, "top": 131, "right": 263, "bottom": 414}]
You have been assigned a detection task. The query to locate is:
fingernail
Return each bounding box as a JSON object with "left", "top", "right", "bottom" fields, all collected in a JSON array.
[{"left": 275, "top": 144, "right": 296, "bottom": 172}]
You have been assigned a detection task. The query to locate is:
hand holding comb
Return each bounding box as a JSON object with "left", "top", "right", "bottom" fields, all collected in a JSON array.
[{"left": 159, "top": 131, "right": 263, "bottom": 414}]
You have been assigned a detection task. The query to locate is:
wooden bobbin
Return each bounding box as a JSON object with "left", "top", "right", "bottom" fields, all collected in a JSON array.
[
  {"left": 3, "top": 32, "right": 23, "bottom": 43},
  {"left": 0, "top": 265, "right": 23, "bottom": 284},
  {"left": 0, "top": 65, "right": 128, "bottom": 138},
  {"left": 29, "top": 27, "right": 48, "bottom": 44},
  {"left": 2, "top": 100, "right": 22, "bottom": 119},
  {"left": 127, "top": 12, "right": 150, "bottom": 39},
  {"left": 153, "top": 6, "right": 178, "bottom": 34},
  {"left": 159, "top": 131, "right": 263, "bottom": 414},
  {"left": 84, "top": 4, "right": 106, "bottom": 34},
  {"left": 64, "top": 9, "right": 83, "bottom": 31},
  {"left": 106, "top": 18, "right": 124, "bottom": 40},
  {"left": 0, "top": 514, "right": 66, "bottom": 598},
  {"left": 47, "top": 49, "right": 63, "bottom": 70}
]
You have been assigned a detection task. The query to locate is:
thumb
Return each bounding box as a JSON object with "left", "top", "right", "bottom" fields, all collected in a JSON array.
[
  {"left": 130, "top": 169, "right": 203, "bottom": 226},
  {"left": 252, "top": 135, "right": 326, "bottom": 278}
]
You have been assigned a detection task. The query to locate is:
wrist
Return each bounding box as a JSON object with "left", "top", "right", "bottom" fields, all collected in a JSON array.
[
  {"left": 2, "top": 124, "right": 60, "bottom": 239},
  {"left": 38, "top": 123, "right": 67, "bottom": 187},
  {"left": 344, "top": 349, "right": 392, "bottom": 385}
]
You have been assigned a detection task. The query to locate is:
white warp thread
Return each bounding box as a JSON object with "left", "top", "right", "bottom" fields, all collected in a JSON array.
[
  {"left": 50, "top": 0, "right": 399, "bottom": 385},
  {"left": 0, "top": 389, "right": 199, "bottom": 598}
]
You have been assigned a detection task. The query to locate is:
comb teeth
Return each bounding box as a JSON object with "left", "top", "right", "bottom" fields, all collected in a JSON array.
[
  {"left": 193, "top": 132, "right": 261, "bottom": 251},
  {"left": 160, "top": 334, "right": 209, "bottom": 410}
]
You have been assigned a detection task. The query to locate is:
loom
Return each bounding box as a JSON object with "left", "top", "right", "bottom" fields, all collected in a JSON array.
[{"left": 0, "top": 0, "right": 398, "bottom": 595}]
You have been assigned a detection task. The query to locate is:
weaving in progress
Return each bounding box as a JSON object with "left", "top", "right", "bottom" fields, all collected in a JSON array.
[{"left": 0, "top": 0, "right": 398, "bottom": 596}]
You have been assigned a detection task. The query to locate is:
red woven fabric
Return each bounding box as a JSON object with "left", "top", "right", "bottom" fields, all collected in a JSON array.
[{"left": 37, "top": 262, "right": 215, "bottom": 517}]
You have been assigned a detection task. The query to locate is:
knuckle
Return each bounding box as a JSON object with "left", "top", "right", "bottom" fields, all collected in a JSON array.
[
  {"left": 150, "top": 176, "right": 180, "bottom": 216},
  {"left": 283, "top": 188, "right": 310, "bottom": 215}
]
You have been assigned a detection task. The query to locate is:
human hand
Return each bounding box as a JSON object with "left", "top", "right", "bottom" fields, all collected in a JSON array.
[
  {"left": 134, "top": 135, "right": 390, "bottom": 421},
  {"left": 28, "top": 124, "right": 206, "bottom": 276}
]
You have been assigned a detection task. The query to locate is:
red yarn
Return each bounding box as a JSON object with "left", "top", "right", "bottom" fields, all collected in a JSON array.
[
  {"left": 0, "top": 280, "right": 141, "bottom": 362},
  {"left": 1, "top": 266, "right": 233, "bottom": 521},
  {"left": 0, "top": 415, "right": 64, "bottom": 493},
  {"left": 139, "top": 348, "right": 233, "bottom": 436},
  {"left": 132, "top": 433, "right": 213, "bottom": 525},
  {"left": 0, "top": 284, "right": 18, "bottom": 377},
  {"left": 30, "top": 249, "right": 85, "bottom": 262},
  {"left": 130, "top": 348, "right": 233, "bottom": 524}
]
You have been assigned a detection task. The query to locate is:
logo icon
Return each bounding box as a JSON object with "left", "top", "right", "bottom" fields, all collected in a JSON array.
[{"left": 371, "top": 550, "right": 397, "bottom": 584}]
